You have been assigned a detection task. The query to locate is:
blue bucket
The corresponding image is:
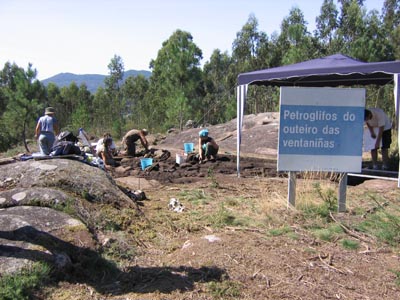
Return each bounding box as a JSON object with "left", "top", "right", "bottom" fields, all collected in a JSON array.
[
  {"left": 184, "top": 143, "right": 194, "bottom": 153},
  {"left": 140, "top": 158, "right": 153, "bottom": 170}
]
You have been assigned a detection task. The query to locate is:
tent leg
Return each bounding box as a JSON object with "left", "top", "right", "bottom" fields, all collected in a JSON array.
[{"left": 394, "top": 74, "right": 400, "bottom": 188}]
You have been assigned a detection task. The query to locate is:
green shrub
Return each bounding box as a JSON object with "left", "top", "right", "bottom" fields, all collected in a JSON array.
[{"left": 0, "top": 262, "right": 51, "bottom": 300}]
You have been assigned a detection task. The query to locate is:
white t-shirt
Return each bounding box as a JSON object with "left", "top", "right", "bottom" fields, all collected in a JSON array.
[
  {"left": 95, "top": 138, "right": 116, "bottom": 154},
  {"left": 366, "top": 108, "right": 391, "bottom": 130}
]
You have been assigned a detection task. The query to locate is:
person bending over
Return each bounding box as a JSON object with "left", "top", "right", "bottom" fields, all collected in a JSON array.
[
  {"left": 121, "top": 129, "right": 149, "bottom": 156},
  {"left": 364, "top": 108, "right": 392, "bottom": 170}
]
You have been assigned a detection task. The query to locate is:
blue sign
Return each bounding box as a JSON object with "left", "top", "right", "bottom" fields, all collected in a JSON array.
[
  {"left": 279, "top": 105, "right": 364, "bottom": 156},
  {"left": 278, "top": 87, "right": 365, "bottom": 172}
]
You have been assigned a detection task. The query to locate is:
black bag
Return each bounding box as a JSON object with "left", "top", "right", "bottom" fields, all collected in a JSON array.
[
  {"left": 57, "top": 131, "right": 78, "bottom": 143},
  {"left": 52, "top": 141, "right": 81, "bottom": 156}
]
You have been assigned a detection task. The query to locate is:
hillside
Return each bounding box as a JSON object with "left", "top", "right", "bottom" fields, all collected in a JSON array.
[{"left": 41, "top": 69, "right": 151, "bottom": 93}]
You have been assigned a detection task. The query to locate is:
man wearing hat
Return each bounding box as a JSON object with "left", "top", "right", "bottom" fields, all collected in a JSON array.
[
  {"left": 35, "top": 107, "right": 60, "bottom": 155},
  {"left": 121, "top": 128, "right": 149, "bottom": 156}
]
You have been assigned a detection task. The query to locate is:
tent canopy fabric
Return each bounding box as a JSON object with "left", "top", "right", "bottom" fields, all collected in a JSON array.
[{"left": 238, "top": 54, "right": 400, "bottom": 87}]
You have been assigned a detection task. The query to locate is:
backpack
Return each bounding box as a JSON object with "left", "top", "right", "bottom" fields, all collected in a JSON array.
[
  {"left": 51, "top": 141, "right": 82, "bottom": 156},
  {"left": 57, "top": 131, "right": 78, "bottom": 143}
]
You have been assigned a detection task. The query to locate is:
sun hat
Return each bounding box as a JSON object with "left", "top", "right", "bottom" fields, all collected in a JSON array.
[
  {"left": 199, "top": 129, "right": 209, "bottom": 137},
  {"left": 45, "top": 107, "right": 55, "bottom": 115}
]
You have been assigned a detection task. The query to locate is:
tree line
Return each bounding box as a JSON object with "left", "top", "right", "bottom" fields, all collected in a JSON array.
[{"left": 0, "top": 0, "right": 399, "bottom": 152}]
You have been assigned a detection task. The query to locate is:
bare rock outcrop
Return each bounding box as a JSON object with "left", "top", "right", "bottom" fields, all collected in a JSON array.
[
  {"left": 158, "top": 112, "right": 279, "bottom": 155},
  {"left": 0, "top": 158, "right": 134, "bottom": 207},
  {"left": 0, "top": 158, "right": 137, "bottom": 276},
  {"left": 0, "top": 206, "right": 94, "bottom": 274}
]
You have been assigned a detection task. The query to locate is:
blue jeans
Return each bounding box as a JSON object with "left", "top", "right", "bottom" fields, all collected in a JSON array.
[{"left": 39, "top": 132, "right": 55, "bottom": 155}]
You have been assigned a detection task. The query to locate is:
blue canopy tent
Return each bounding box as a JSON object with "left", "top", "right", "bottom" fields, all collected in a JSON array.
[{"left": 236, "top": 54, "right": 400, "bottom": 185}]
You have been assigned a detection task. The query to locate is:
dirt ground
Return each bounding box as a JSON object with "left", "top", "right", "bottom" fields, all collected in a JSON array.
[
  {"left": 6, "top": 113, "right": 400, "bottom": 299},
  {"left": 47, "top": 172, "right": 400, "bottom": 300},
  {"left": 57, "top": 114, "right": 397, "bottom": 300}
]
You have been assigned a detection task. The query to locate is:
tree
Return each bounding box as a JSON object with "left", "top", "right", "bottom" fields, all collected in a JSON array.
[
  {"left": 0, "top": 63, "right": 46, "bottom": 152},
  {"left": 92, "top": 87, "right": 112, "bottom": 136},
  {"left": 122, "top": 74, "right": 149, "bottom": 130},
  {"left": 315, "top": 0, "right": 340, "bottom": 54},
  {"left": 382, "top": 0, "right": 400, "bottom": 59},
  {"left": 105, "top": 55, "right": 125, "bottom": 137},
  {"left": 202, "top": 49, "right": 234, "bottom": 124},
  {"left": 58, "top": 82, "right": 80, "bottom": 129},
  {"left": 354, "top": 9, "right": 391, "bottom": 61},
  {"left": 147, "top": 29, "right": 203, "bottom": 130},
  {"left": 231, "top": 14, "right": 279, "bottom": 114},
  {"left": 336, "top": 0, "right": 366, "bottom": 55},
  {"left": 279, "top": 7, "right": 314, "bottom": 65},
  {"left": 232, "top": 14, "right": 270, "bottom": 73},
  {"left": 70, "top": 84, "right": 93, "bottom": 133}
]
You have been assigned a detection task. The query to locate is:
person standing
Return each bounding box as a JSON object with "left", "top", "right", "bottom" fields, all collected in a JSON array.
[
  {"left": 35, "top": 107, "right": 59, "bottom": 155},
  {"left": 198, "top": 129, "right": 219, "bottom": 162},
  {"left": 364, "top": 108, "right": 392, "bottom": 170},
  {"left": 121, "top": 129, "right": 149, "bottom": 156}
]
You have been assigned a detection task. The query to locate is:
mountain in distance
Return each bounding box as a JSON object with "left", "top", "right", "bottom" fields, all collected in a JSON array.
[{"left": 41, "top": 70, "right": 151, "bottom": 93}]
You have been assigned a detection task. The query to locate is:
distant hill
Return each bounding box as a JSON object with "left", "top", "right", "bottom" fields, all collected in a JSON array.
[{"left": 41, "top": 70, "right": 151, "bottom": 93}]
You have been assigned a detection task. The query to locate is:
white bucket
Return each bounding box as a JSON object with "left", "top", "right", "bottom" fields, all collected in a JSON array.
[{"left": 176, "top": 153, "right": 185, "bottom": 164}]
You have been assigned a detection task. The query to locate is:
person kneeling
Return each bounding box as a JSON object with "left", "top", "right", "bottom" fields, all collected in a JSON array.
[{"left": 97, "top": 137, "right": 118, "bottom": 168}]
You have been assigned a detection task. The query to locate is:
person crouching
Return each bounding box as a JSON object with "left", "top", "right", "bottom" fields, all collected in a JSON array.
[
  {"left": 198, "top": 129, "right": 219, "bottom": 162},
  {"left": 97, "top": 137, "right": 118, "bottom": 168}
]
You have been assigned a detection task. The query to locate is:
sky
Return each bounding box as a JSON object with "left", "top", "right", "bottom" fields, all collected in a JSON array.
[{"left": 0, "top": 0, "right": 385, "bottom": 80}]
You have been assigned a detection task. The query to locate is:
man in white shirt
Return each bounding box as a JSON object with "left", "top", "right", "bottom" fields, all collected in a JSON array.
[{"left": 364, "top": 108, "right": 392, "bottom": 170}]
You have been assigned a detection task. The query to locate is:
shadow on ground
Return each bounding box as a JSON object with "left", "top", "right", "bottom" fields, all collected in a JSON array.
[{"left": 0, "top": 226, "right": 227, "bottom": 295}]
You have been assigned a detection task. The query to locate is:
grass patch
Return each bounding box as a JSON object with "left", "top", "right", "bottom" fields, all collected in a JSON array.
[
  {"left": 268, "top": 225, "right": 293, "bottom": 237},
  {"left": 208, "top": 203, "right": 237, "bottom": 228},
  {"left": 341, "top": 239, "right": 360, "bottom": 250},
  {"left": 52, "top": 198, "right": 76, "bottom": 215},
  {"left": 389, "top": 269, "right": 400, "bottom": 286},
  {"left": 178, "top": 189, "right": 210, "bottom": 205},
  {"left": 207, "top": 168, "right": 219, "bottom": 188},
  {"left": 356, "top": 210, "right": 400, "bottom": 246},
  {"left": 97, "top": 206, "right": 139, "bottom": 231},
  {"left": 296, "top": 181, "right": 338, "bottom": 224},
  {"left": 102, "top": 232, "right": 138, "bottom": 262},
  {"left": 206, "top": 280, "right": 242, "bottom": 299},
  {"left": 299, "top": 201, "right": 337, "bottom": 222},
  {"left": 0, "top": 262, "right": 51, "bottom": 300},
  {"left": 224, "top": 197, "right": 241, "bottom": 207},
  {"left": 312, "top": 224, "right": 343, "bottom": 242},
  {"left": 313, "top": 182, "right": 337, "bottom": 209},
  {"left": 304, "top": 247, "right": 318, "bottom": 255}
]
